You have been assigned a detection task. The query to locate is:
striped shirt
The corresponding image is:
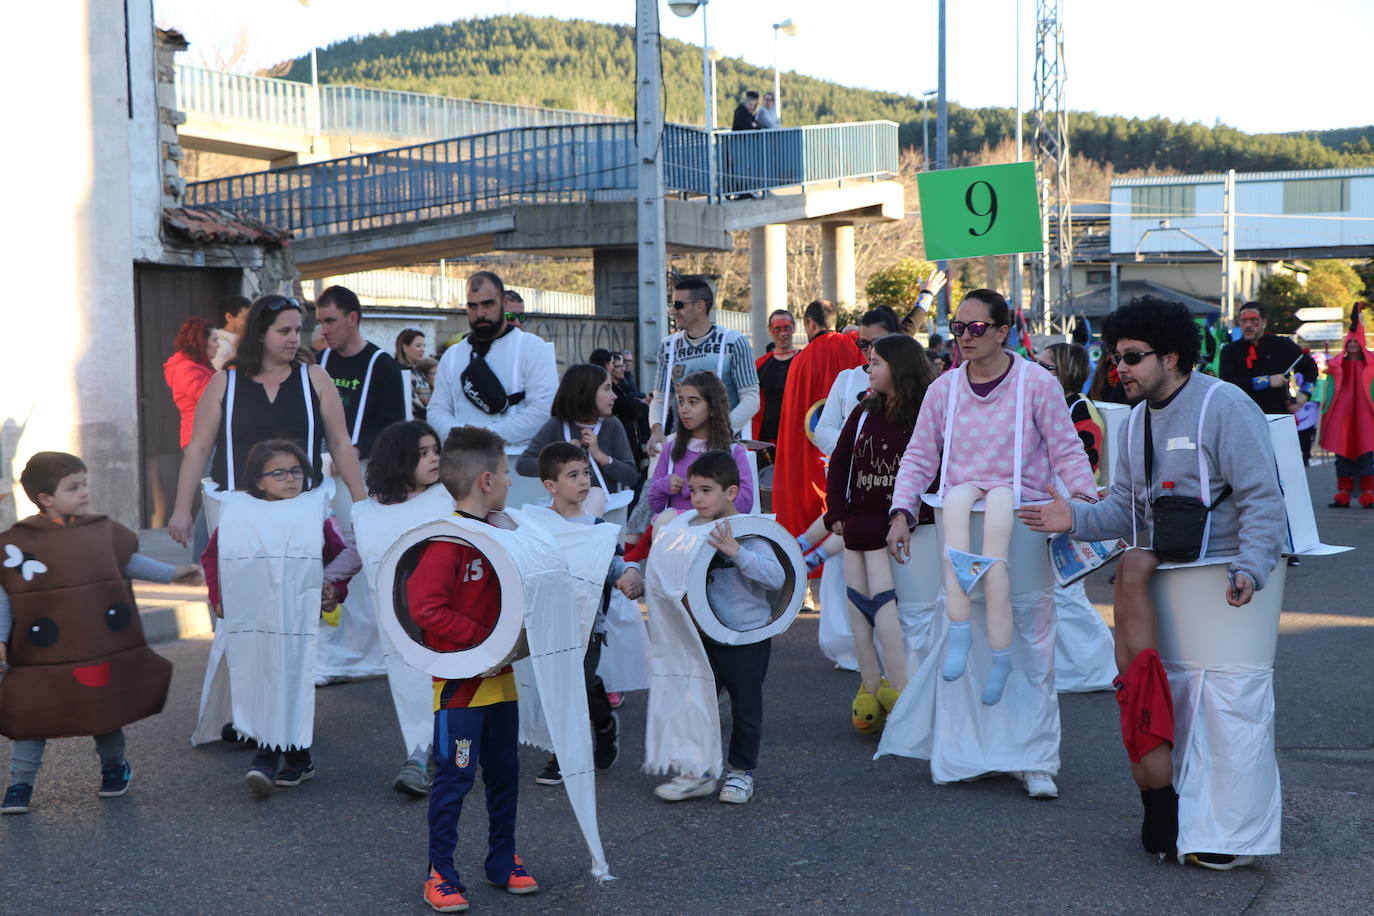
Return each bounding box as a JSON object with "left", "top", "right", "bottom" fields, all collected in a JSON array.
[{"left": 653, "top": 325, "right": 758, "bottom": 429}]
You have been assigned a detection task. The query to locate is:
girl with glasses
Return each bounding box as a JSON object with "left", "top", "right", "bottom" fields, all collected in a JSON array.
[{"left": 199, "top": 439, "right": 360, "bottom": 797}]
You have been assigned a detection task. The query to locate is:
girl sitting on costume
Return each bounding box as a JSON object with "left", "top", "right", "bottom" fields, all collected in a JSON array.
[
  {"left": 363, "top": 420, "right": 446, "bottom": 797},
  {"left": 647, "top": 371, "right": 754, "bottom": 517},
  {"left": 825, "top": 334, "right": 937, "bottom": 730},
  {"left": 202, "top": 439, "right": 359, "bottom": 795},
  {"left": 516, "top": 363, "right": 641, "bottom": 511},
  {"left": 887, "top": 290, "right": 1096, "bottom": 706}
]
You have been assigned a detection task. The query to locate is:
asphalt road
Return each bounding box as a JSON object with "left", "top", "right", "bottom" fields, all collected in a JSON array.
[{"left": 3, "top": 466, "right": 1371, "bottom": 914}]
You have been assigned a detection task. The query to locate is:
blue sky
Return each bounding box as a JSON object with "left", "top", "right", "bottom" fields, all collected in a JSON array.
[{"left": 154, "top": 0, "right": 1371, "bottom": 135}]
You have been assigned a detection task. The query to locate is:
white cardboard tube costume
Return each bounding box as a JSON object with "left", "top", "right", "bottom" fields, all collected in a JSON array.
[
  {"left": 191, "top": 482, "right": 334, "bottom": 751},
  {"left": 877, "top": 508, "right": 1060, "bottom": 781},
  {"left": 1148, "top": 416, "right": 1348, "bottom": 860},
  {"left": 374, "top": 509, "right": 618, "bottom": 880},
  {"left": 349, "top": 484, "right": 455, "bottom": 758},
  {"left": 816, "top": 367, "right": 872, "bottom": 671},
  {"left": 314, "top": 463, "right": 388, "bottom": 681},
  {"left": 644, "top": 511, "right": 804, "bottom": 778},
  {"left": 1049, "top": 398, "right": 1129, "bottom": 694}
]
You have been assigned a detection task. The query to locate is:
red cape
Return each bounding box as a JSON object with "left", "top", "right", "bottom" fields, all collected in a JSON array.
[
  {"left": 1320, "top": 320, "right": 1374, "bottom": 459},
  {"left": 773, "top": 331, "right": 866, "bottom": 534}
]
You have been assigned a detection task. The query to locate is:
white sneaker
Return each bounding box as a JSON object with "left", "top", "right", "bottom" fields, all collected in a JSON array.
[
  {"left": 653, "top": 774, "right": 717, "bottom": 802},
  {"left": 718, "top": 769, "right": 754, "bottom": 804},
  {"left": 1022, "top": 771, "right": 1058, "bottom": 799}
]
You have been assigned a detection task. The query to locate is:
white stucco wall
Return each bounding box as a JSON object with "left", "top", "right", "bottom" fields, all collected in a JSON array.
[
  {"left": 2, "top": 0, "right": 142, "bottom": 527},
  {"left": 128, "top": 0, "right": 164, "bottom": 263}
]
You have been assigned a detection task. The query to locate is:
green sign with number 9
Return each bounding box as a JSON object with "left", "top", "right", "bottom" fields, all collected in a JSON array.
[{"left": 917, "top": 162, "right": 1043, "bottom": 261}]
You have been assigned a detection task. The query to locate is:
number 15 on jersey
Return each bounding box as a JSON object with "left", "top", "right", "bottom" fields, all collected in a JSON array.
[{"left": 916, "top": 161, "right": 1043, "bottom": 261}]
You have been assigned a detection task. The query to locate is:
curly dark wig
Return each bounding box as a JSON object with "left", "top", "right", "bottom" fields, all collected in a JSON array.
[{"left": 1101, "top": 295, "right": 1200, "bottom": 373}]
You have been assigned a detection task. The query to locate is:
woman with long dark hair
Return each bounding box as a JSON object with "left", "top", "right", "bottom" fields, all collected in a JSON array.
[
  {"left": 515, "top": 363, "right": 638, "bottom": 503},
  {"left": 167, "top": 295, "right": 366, "bottom": 546},
  {"left": 824, "top": 334, "right": 938, "bottom": 731}
]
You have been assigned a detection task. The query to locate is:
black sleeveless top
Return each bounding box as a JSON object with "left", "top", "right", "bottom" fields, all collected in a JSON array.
[{"left": 211, "top": 364, "right": 324, "bottom": 490}]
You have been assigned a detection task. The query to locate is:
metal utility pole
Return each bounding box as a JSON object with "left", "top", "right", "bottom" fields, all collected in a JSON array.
[
  {"left": 1012, "top": 0, "right": 1024, "bottom": 313},
  {"left": 935, "top": 0, "right": 950, "bottom": 324},
  {"left": 1032, "top": 0, "right": 1071, "bottom": 333},
  {"left": 635, "top": 0, "right": 668, "bottom": 385},
  {"left": 1221, "top": 168, "right": 1236, "bottom": 323}
]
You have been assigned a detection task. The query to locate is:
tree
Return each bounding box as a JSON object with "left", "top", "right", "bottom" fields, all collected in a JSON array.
[
  {"left": 1354, "top": 259, "right": 1374, "bottom": 300},
  {"left": 1304, "top": 260, "right": 1365, "bottom": 311},
  {"left": 1255, "top": 273, "right": 1312, "bottom": 334}
]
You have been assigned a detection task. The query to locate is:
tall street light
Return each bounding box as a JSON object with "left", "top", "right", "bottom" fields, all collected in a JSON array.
[
  {"left": 772, "top": 18, "right": 800, "bottom": 124},
  {"left": 669, "top": 0, "right": 717, "bottom": 198},
  {"left": 921, "top": 89, "right": 937, "bottom": 170}
]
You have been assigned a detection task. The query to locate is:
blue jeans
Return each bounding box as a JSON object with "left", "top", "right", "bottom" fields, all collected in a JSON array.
[
  {"left": 428, "top": 701, "right": 519, "bottom": 891},
  {"left": 9, "top": 729, "right": 125, "bottom": 785}
]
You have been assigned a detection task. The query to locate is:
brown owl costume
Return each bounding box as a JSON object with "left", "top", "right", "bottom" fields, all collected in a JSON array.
[{"left": 0, "top": 514, "right": 172, "bottom": 739}]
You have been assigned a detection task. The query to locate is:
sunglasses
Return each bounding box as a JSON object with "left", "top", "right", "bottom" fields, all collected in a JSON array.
[
  {"left": 1110, "top": 349, "right": 1157, "bottom": 366},
  {"left": 668, "top": 297, "right": 704, "bottom": 310},
  {"left": 949, "top": 320, "right": 1006, "bottom": 338},
  {"left": 257, "top": 465, "right": 306, "bottom": 482},
  {"left": 264, "top": 296, "right": 300, "bottom": 311},
  {"left": 503, "top": 311, "right": 522, "bottom": 323},
  {"left": 1038, "top": 361, "right": 1057, "bottom": 372},
  {"left": 769, "top": 324, "right": 793, "bottom": 333},
  {"left": 856, "top": 338, "right": 874, "bottom": 351}
]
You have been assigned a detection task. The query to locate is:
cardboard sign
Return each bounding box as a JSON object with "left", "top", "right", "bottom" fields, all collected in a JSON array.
[{"left": 917, "top": 162, "right": 1043, "bottom": 261}]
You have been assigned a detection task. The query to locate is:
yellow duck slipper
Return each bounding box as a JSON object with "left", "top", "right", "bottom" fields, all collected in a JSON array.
[
  {"left": 876, "top": 678, "right": 901, "bottom": 713},
  {"left": 852, "top": 683, "right": 887, "bottom": 734}
]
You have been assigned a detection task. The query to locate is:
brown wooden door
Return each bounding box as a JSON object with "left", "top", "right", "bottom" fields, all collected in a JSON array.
[{"left": 134, "top": 266, "right": 240, "bottom": 528}]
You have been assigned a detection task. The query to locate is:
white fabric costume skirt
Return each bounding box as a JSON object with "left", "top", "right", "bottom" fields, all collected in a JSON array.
[
  {"left": 1052, "top": 580, "right": 1116, "bottom": 693},
  {"left": 876, "top": 512, "right": 1061, "bottom": 782}
]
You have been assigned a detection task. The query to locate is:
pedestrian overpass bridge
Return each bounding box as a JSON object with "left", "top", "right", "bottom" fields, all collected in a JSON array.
[{"left": 177, "top": 66, "right": 905, "bottom": 319}]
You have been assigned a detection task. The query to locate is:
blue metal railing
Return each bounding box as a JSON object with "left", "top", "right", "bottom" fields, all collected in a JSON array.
[{"left": 185, "top": 120, "right": 899, "bottom": 239}]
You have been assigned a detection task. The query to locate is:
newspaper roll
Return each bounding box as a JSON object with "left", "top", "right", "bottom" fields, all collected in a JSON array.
[
  {"left": 375, "top": 516, "right": 538, "bottom": 680},
  {"left": 667, "top": 513, "right": 805, "bottom": 646}
]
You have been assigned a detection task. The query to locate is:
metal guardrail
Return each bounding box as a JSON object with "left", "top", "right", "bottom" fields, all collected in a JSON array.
[
  {"left": 175, "top": 65, "right": 623, "bottom": 139},
  {"left": 303, "top": 271, "right": 596, "bottom": 315},
  {"left": 175, "top": 66, "right": 312, "bottom": 127},
  {"left": 185, "top": 120, "right": 898, "bottom": 240}
]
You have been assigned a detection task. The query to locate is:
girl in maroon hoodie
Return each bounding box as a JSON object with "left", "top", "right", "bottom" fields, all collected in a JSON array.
[{"left": 825, "top": 335, "right": 937, "bottom": 729}]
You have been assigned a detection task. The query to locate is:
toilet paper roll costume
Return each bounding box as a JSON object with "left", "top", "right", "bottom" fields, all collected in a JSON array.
[
  {"left": 349, "top": 484, "right": 455, "bottom": 763},
  {"left": 643, "top": 511, "right": 803, "bottom": 781},
  {"left": 375, "top": 509, "right": 617, "bottom": 880},
  {"left": 1060, "top": 367, "right": 1337, "bottom": 865},
  {"left": 878, "top": 351, "right": 1096, "bottom": 785},
  {"left": 192, "top": 482, "right": 339, "bottom": 753}
]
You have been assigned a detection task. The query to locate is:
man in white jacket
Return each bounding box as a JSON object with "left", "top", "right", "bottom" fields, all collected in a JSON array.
[{"left": 428, "top": 271, "right": 559, "bottom": 469}]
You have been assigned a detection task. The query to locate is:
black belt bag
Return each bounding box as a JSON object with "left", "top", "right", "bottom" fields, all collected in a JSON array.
[{"left": 1144, "top": 408, "right": 1230, "bottom": 563}]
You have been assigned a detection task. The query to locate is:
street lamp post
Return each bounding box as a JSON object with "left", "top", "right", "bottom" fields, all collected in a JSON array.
[
  {"left": 669, "top": 0, "right": 718, "bottom": 199},
  {"left": 921, "top": 89, "right": 936, "bottom": 170},
  {"left": 772, "top": 18, "right": 800, "bottom": 124}
]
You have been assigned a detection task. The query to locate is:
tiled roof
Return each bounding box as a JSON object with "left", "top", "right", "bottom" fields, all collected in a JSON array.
[{"left": 162, "top": 207, "right": 292, "bottom": 247}]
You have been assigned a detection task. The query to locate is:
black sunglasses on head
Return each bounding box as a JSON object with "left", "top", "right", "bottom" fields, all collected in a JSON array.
[{"left": 264, "top": 296, "right": 301, "bottom": 311}]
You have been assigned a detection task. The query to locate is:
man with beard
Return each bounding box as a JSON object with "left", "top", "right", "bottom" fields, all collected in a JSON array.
[
  {"left": 428, "top": 272, "right": 558, "bottom": 500},
  {"left": 1021, "top": 295, "right": 1286, "bottom": 871}
]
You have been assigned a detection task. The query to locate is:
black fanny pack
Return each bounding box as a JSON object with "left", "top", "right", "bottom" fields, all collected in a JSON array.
[
  {"left": 461, "top": 349, "right": 525, "bottom": 416},
  {"left": 1144, "top": 408, "right": 1230, "bottom": 562}
]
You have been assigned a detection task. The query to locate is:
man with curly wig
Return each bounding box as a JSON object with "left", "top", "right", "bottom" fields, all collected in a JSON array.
[{"left": 1021, "top": 296, "right": 1287, "bottom": 871}]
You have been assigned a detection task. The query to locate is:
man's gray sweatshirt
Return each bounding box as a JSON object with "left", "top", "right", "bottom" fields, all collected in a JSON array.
[{"left": 1069, "top": 372, "right": 1287, "bottom": 589}]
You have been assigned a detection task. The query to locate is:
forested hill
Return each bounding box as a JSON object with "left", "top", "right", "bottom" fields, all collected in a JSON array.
[{"left": 273, "top": 14, "right": 1374, "bottom": 175}]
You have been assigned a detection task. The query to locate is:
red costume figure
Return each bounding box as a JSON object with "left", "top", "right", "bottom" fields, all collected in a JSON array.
[
  {"left": 1319, "top": 304, "right": 1374, "bottom": 508},
  {"left": 772, "top": 307, "right": 865, "bottom": 535}
]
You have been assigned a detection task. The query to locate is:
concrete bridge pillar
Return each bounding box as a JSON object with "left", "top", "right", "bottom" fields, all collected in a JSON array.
[
  {"left": 821, "top": 221, "right": 856, "bottom": 309},
  {"left": 749, "top": 223, "right": 787, "bottom": 355},
  {"left": 593, "top": 248, "right": 638, "bottom": 319}
]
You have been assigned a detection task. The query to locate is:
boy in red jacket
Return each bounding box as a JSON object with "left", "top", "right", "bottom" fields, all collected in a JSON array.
[{"left": 410, "top": 426, "right": 538, "bottom": 912}]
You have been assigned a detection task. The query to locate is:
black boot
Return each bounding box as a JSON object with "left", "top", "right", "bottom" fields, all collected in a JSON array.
[{"left": 1140, "top": 785, "right": 1179, "bottom": 859}]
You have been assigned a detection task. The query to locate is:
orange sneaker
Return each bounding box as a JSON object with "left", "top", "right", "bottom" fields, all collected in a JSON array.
[
  {"left": 489, "top": 854, "right": 540, "bottom": 895},
  {"left": 423, "top": 868, "right": 469, "bottom": 913}
]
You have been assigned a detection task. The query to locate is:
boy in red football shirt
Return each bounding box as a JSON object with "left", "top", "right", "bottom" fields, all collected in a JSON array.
[{"left": 409, "top": 426, "right": 537, "bottom": 912}]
